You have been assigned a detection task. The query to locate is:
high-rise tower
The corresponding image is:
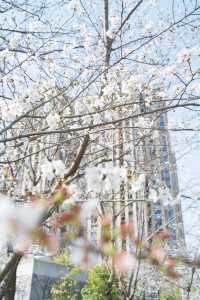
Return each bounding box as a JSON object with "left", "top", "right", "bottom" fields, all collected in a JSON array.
[{"left": 85, "top": 93, "right": 185, "bottom": 251}]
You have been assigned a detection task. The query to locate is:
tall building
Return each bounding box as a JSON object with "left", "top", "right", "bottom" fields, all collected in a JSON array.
[{"left": 85, "top": 93, "right": 185, "bottom": 251}]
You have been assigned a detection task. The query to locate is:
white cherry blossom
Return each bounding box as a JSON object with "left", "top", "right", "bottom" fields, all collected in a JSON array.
[
  {"left": 46, "top": 113, "right": 60, "bottom": 130},
  {"left": 41, "top": 160, "right": 66, "bottom": 179},
  {"left": 52, "top": 160, "right": 66, "bottom": 177}
]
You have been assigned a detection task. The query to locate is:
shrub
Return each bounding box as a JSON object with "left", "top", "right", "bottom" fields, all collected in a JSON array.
[
  {"left": 81, "top": 265, "right": 121, "bottom": 300},
  {"left": 160, "top": 288, "right": 181, "bottom": 300},
  {"left": 52, "top": 252, "right": 82, "bottom": 300},
  {"left": 52, "top": 253, "right": 122, "bottom": 300},
  {"left": 52, "top": 267, "right": 83, "bottom": 300},
  {"left": 52, "top": 251, "right": 72, "bottom": 268}
]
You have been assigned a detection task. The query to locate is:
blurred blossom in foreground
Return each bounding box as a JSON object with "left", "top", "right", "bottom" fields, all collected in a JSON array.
[
  {"left": 114, "top": 251, "right": 137, "bottom": 276},
  {"left": 70, "top": 238, "right": 99, "bottom": 268},
  {"left": 0, "top": 194, "right": 43, "bottom": 252}
]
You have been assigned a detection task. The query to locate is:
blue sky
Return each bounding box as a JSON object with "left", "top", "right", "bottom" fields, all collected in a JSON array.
[{"left": 170, "top": 109, "right": 200, "bottom": 252}]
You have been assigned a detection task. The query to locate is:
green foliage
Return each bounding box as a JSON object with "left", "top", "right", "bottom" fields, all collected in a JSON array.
[
  {"left": 52, "top": 251, "right": 72, "bottom": 268},
  {"left": 52, "top": 251, "right": 122, "bottom": 300},
  {"left": 52, "top": 252, "right": 82, "bottom": 300},
  {"left": 160, "top": 288, "right": 181, "bottom": 300},
  {"left": 52, "top": 265, "right": 82, "bottom": 300},
  {"left": 81, "top": 265, "right": 121, "bottom": 300},
  {"left": 52, "top": 270, "right": 83, "bottom": 300},
  {"left": 52, "top": 261, "right": 121, "bottom": 300}
]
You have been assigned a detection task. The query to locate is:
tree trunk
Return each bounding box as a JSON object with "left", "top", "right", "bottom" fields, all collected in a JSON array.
[
  {"left": 0, "top": 256, "right": 21, "bottom": 300},
  {"left": 4, "top": 263, "right": 17, "bottom": 300}
]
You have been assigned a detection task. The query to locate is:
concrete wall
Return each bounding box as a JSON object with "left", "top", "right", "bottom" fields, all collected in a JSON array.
[{"left": 15, "top": 256, "right": 87, "bottom": 300}]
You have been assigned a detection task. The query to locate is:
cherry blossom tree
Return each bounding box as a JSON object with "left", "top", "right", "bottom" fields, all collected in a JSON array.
[{"left": 0, "top": 0, "right": 200, "bottom": 299}]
